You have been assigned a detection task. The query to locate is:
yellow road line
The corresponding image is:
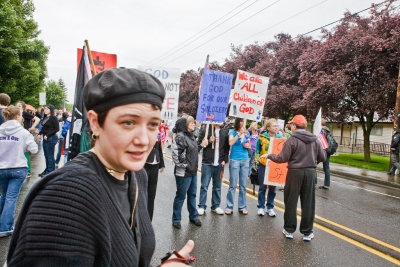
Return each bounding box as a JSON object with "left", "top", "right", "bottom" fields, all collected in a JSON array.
[{"left": 163, "top": 154, "right": 400, "bottom": 264}]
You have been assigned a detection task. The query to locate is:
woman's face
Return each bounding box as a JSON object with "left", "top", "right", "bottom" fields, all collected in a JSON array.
[
  {"left": 268, "top": 123, "right": 279, "bottom": 135},
  {"left": 239, "top": 120, "right": 244, "bottom": 128},
  {"left": 44, "top": 107, "right": 50, "bottom": 115},
  {"left": 187, "top": 121, "right": 195, "bottom": 132},
  {"left": 91, "top": 103, "right": 161, "bottom": 172}
]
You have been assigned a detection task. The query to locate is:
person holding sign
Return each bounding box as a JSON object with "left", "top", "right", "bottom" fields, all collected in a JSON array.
[
  {"left": 267, "top": 115, "right": 326, "bottom": 241},
  {"left": 225, "top": 118, "right": 251, "bottom": 215},
  {"left": 256, "top": 119, "right": 284, "bottom": 217},
  {"left": 197, "top": 123, "right": 230, "bottom": 216}
]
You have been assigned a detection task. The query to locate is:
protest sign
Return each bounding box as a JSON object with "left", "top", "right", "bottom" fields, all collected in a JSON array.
[
  {"left": 39, "top": 92, "right": 46, "bottom": 105},
  {"left": 264, "top": 137, "right": 288, "bottom": 186},
  {"left": 277, "top": 119, "right": 285, "bottom": 130},
  {"left": 196, "top": 69, "right": 233, "bottom": 122},
  {"left": 77, "top": 49, "right": 117, "bottom": 74},
  {"left": 229, "top": 70, "right": 269, "bottom": 121},
  {"left": 138, "top": 66, "right": 180, "bottom": 120}
]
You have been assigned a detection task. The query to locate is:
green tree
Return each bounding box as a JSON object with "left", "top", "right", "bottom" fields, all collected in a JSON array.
[
  {"left": 0, "top": 0, "right": 49, "bottom": 106},
  {"left": 45, "top": 79, "right": 66, "bottom": 109}
]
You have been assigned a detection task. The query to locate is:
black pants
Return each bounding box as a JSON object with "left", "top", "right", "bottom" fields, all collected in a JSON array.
[
  {"left": 284, "top": 168, "right": 316, "bottom": 235},
  {"left": 144, "top": 164, "right": 160, "bottom": 221}
]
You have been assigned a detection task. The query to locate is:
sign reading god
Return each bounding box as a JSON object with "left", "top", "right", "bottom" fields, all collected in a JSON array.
[
  {"left": 196, "top": 69, "right": 233, "bottom": 122},
  {"left": 229, "top": 70, "right": 269, "bottom": 121},
  {"left": 264, "top": 137, "right": 288, "bottom": 186},
  {"left": 77, "top": 49, "right": 117, "bottom": 74},
  {"left": 138, "top": 66, "right": 180, "bottom": 121}
]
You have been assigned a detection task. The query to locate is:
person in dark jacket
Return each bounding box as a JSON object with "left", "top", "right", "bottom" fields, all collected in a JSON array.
[
  {"left": 39, "top": 104, "right": 59, "bottom": 176},
  {"left": 7, "top": 68, "right": 195, "bottom": 267},
  {"left": 171, "top": 116, "right": 201, "bottom": 229},
  {"left": 197, "top": 123, "right": 230, "bottom": 216},
  {"left": 144, "top": 135, "right": 165, "bottom": 220},
  {"left": 267, "top": 115, "right": 326, "bottom": 242},
  {"left": 388, "top": 128, "right": 400, "bottom": 175}
]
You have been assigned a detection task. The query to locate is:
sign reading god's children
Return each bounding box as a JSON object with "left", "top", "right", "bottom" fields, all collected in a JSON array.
[
  {"left": 229, "top": 70, "right": 269, "bottom": 121},
  {"left": 77, "top": 49, "right": 117, "bottom": 74},
  {"left": 264, "top": 138, "right": 288, "bottom": 186},
  {"left": 138, "top": 66, "right": 181, "bottom": 121},
  {"left": 196, "top": 69, "right": 233, "bottom": 122}
]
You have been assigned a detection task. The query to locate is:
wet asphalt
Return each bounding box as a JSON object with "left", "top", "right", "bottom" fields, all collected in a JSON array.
[{"left": 1, "top": 146, "right": 399, "bottom": 266}]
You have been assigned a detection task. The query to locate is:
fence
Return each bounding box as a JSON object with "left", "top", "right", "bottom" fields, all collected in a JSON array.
[{"left": 335, "top": 136, "right": 390, "bottom": 157}]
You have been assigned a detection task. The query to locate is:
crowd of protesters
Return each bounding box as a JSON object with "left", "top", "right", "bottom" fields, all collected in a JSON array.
[{"left": 0, "top": 68, "right": 332, "bottom": 267}]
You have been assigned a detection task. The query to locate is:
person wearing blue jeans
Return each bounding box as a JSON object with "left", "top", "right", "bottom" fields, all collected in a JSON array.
[
  {"left": 255, "top": 118, "right": 284, "bottom": 217},
  {"left": 257, "top": 164, "right": 276, "bottom": 216},
  {"left": 39, "top": 105, "right": 59, "bottom": 176},
  {"left": 42, "top": 135, "right": 59, "bottom": 174},
  {"left": 226, "top": 159, "right": 249, "bottom": 213},
  {"left": 225, "top": 118, "right": 250, "bottom": 215},
  {"left": 322, "top": 154, "right": 330, "bottom": 187},
  {"left": 171, "top": 117, "right": 201, "bottom": 229},
  {"left": 0, "top": 105, "right": 38, "bottom": 237},
  {"left": 0, "top": 168, "right": 27, "bottom": 236},
  {"left": 199, "top": 165, "right": 222, "bottom": 211},
  {"left": 172, "top": 176, "right": 199, "bottom": 223}
]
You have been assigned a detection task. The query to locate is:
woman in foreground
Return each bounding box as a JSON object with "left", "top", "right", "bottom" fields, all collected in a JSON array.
[{"left": 7, "top": 68, "right": 194, "bottom": 267}]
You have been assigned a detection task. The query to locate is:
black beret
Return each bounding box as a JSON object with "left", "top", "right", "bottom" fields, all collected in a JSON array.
[{"left": 83, "top": 68, "right": 165, "bottom": 113}]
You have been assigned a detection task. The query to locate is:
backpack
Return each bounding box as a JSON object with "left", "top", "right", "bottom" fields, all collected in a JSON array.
[{"left": 325, "top": 131, "right": 338, "bottom": 155}]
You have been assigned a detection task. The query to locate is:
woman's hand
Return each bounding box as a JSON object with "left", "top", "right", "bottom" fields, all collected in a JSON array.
[
  {"left": 44, "top": 135, "right": 47, "bottom": 141},
  {"left": 243, "top": 143, "right": 251, "bottom": 149},
  {"left": 164, "top": 240, "right": 195, "bottom": 266},
  {"left": 209, "top": 136, "right": 215, "bottom": 143},
  {"left": 202, "top": 138, "right": 208, "bottom": 147},
  {"left": 260, "top": 154, "right": 268, "bottom": 158},
  {"left": 159, "top": 168, "right": 165, "bottom": 173}
]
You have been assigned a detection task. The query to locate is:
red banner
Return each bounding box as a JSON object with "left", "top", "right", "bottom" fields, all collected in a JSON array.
[{"left": 77, "top": 49, "right": 117, "bottom": 74}]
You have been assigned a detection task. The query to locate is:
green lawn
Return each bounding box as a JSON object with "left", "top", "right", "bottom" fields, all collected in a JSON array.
[{"left": 330, "top": 154, "right": 390, "bottom": 172}]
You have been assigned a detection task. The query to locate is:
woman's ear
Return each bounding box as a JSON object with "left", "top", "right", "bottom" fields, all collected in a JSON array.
[{"left": 87, "top": 110, "right": 100, "bottom": 136}]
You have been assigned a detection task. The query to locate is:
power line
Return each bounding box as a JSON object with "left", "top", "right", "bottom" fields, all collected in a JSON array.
[
  {"left": 209, "top": 0, "right": 331, "bottom": 58},
  {"left": 298, "top": 0, "right": 393, "bottom": 37},
  {"left": 146, "top": 0, "right": 259, "bottom": 65},
  {"left": 187, "top": 0, "right": 396, "bottom": 69},
  {"left": 163, "top": 0, "right": 281, "bottom": 66}
]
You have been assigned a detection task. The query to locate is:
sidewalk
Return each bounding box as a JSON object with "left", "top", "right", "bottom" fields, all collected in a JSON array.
[{"left": 317, "top": 162, "right": 400, "bottom": 189}]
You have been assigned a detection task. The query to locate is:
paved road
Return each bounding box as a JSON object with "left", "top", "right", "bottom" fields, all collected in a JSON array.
[{"left": 1, "top": 148, "right": 400, "bottom": 266}]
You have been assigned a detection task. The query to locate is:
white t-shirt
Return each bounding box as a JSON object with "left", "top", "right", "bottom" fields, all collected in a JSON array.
[{"left": 213, "top": 129, "right": 220, "bottom": 166}]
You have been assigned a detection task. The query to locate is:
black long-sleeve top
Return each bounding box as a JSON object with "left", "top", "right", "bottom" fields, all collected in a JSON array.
[
  {"left": 7, "top": 152, "right": 155, "bottom": 266},
  {"left": 39, "top": 115, "right": 59, "bottom": 138}
]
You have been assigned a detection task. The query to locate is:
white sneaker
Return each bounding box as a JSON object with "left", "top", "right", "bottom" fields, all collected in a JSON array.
[
  {"left": 266, "top": 209, "right": 276, "bottom": 217},
  {"left": 211, "top": 207, "right": 224, "bottom": 215},
  {"left": 197, "top": 208, "right": 205, "bottom": 216},
  {"left": 282, "top": 229, "right": 293, "bottom": 239},
  {"left": 257, "top": 208, "right": 265, "bottom": 216},
  {"left": 303, "top": 233, "right": 314, "bottom": 241}
]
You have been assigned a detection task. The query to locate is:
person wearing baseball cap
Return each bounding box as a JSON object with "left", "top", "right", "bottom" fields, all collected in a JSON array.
[
  {"left": 7, "top": 68, "right": 195, "bottom": 266},
  {"left": 265, "top": 114, "right": 326, "bottom": 241}
]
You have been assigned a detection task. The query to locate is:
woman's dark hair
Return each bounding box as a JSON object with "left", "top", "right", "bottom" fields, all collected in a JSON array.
[
  {"left": 61, "top": 112, "right": 68, "bottom": 121},
  {"left": 46, "top": 104, "right": 55, "bottom": 116},
  {"left": 234, "top": 118, "right": 243, "bottom": 131}
]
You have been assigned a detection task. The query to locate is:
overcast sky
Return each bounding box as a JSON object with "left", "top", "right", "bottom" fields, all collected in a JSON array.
[{"left": 32, "top": 0, "right": 381, "bottom": 103}]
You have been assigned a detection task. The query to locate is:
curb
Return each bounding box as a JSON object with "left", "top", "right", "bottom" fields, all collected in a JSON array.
[{"left": 316, "top": 167, "right": 400, "bottom": 189}]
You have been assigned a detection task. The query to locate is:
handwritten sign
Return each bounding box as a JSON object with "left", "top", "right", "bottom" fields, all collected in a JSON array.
[
  {"left": 229, "top": 70, "right": 269, "bottom": 121},
  {"left": 138, "top": 66, "right": 180, "bottom": 120},
  {"left": 196, "top": 69, "right": 233, "bottom": 123},
  {"left": 264, "top": 137, "right": 288, "bottom": 186},
  {"left": 77, "top": 49, "right": 117, "bottom": 74}
]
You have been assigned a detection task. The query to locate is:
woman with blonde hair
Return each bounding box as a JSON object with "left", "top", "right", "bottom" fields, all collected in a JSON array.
[
  {"left": 0, "top": 105, "right": 38, "bottom": 237},
  {"left": 255, "top": 118, "right": 284, "bottom": 217}
]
